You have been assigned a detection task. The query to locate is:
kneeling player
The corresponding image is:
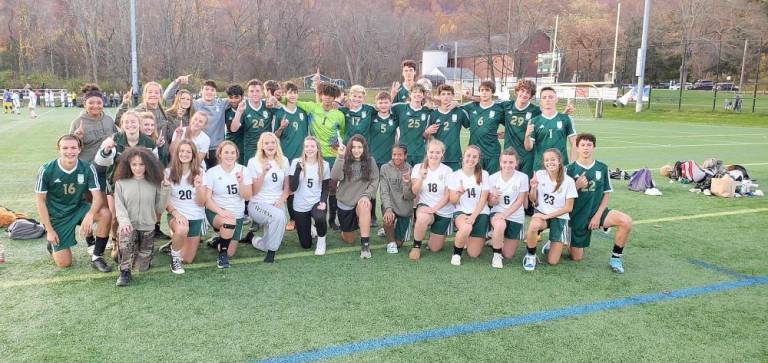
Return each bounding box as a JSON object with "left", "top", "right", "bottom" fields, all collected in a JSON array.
[
  {"left": 447, "top": 146, "right": 490, "bottom": 266},
  {"left": 379, "top": 144, "right": 415, "bottom": 253},
  {"left": 567, "top": 133, "right": 632, "bottom": 273},
  {"left": 488, "top": 148, "right": 529, "bottom": 269},
  {"left": 35, "top": 135, "right": 112, "bottom": 270}
]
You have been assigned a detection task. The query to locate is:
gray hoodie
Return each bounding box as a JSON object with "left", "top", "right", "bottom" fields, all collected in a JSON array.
[
  {"left": 69, "top": 111, "right": 117, "bottom": 162},
  {"left": 379, "top": 161, "right": 415, "bottom": 217},
  {"left": 331, "top": 156, "right": 379, "bottom": 208},
  {"left": 114, "top": 178, "right": 170, "bottom": 231}
]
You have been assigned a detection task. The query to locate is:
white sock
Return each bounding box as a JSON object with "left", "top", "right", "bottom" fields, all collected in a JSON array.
[
  {"left": 91, "top": 254, "right": 100, "bottom": 261},
  {"left": 389, "top": 241, "right": 396, "bottom": 245},
  {"left": 171, "top": 249, "right": 181, "bottom": 258},
  {"left": 493, "top": 252, "right": 502, "bottom": 258},
  {"left": 317, "top": 236, "right": 326, "bottom": 244}
]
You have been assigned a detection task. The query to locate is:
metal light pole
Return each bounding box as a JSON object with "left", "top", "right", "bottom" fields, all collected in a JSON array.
[
  {"left": 635, "top": 0, "right": 651, "bottom": 113},
  {"left": 130, "top": 0, "right": 139, "bottom": 97},
  {"left": 611, "top": 2, "right": 621, "bottom": 84}
]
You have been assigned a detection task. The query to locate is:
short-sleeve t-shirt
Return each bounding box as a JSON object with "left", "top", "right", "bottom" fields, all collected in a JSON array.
[
  {"left": 340, "top": 104, "right": 375, "bottom": 143},
  {"left": 289, "top": 159, "right": 331, "bottom": 212},
  {"left": 369, "top": 113, "right": 398, "bottom": 165},
  {"left": 273, "top": 105, "right": 309, "bottom": 161},
  {"left": 204, "top": 164, "right": 252, "bottom": 218},
  {"left": 173, "top": 128, "right": 211, "bottom": 157},
  {"left": 166, "top": 168, "right": 206, "bottom": 220},
  {"left": 488, "top": 170, "right": 530, "bottom": 223},
  {"left": 533, "top": 170, "right": 578, "bottom": 220},
  {"left": 411, "top": 163, "right": 454, "bottom": 218},
  {"left": 35, "top": 159, "right": 99, "bottom": 219},
  {"left": 530, "top": 112, "right": 576, "bottom": 170},
  {"left": 501, "top": 101, "right": 541, "bottom": 157},
  {"left": 446, "top": 169, "right": 491, "bottom": 215},
  {"left": 247, "top": 156, "right": 289, "bottom": 205},
  {"left": 430, "top": 108, "right": 469, "bottom": 163},
  {"left": 392, "top": 103, "right": 430, "bottom": 161},
  {"left": 566, "top": 160, "right": 612, "bottom": 221},
  {"left": 241, "top": 100, "right": 274, "bottom": 162},
  {"left": 462, "top": 102, "right": 505, "bottom": 158}
]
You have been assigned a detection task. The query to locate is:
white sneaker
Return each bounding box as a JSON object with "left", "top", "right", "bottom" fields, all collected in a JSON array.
[
  {"left": 386, "top": 242, "right": 398, "bottom": 254},
  {"left": 491, "top": 253, "right": 503, "bottom": 269},
  {"left": 703, "top": 189, "right": 712, "bottom": 196},
  {"left": 360, "top": 246, "right": 372, "bottom": 259},
  {"left": 377, "top": 227, "right": 386, "bottom": 237},
  {"left": 251, "top": 236, "right": 266, "bottom": 252},
  {"left": 450, "top": 254, "right": 461, "bottom": 266},
  {"left": 523, "top": 254, "right": 537, "bottom": 271},
  {"left": 311, "top": 225, "right": 318, "bottom": 238},
  {"left": 170, "top": 254, "right": 185, "bottom": 274},
  {"left": 314, "top": 237, "right": 326, "bottom": 256}
]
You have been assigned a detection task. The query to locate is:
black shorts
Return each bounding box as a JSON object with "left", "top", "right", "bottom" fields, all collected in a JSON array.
[{"left": 337, "top": 207, "right": 359, "bottom": 232}]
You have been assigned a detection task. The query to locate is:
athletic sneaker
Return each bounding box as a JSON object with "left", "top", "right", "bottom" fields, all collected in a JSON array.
[
  {"left": 450, "top": 254, "right": 461, "bottom": 266},
  {"left": 217, "top": 252, "right": 230, "bottom": 269},
  {"left": 523, "top": 254, "right": 537, "bottom": 271},
  {"left": 91, "top": 257, "right": 112, "bottom": 273},
  {"left": 377, "top": 227, "right": 386, "bottom": 237},
  {"left": 542, "top": 241, "right": 551, "bottom": 255},
  {"left": 159, "top": 242, "right": 172, "bottom": 255},
  {"left": 601, "top": 227, "right": 611, "bottom": 235},
  {"left": 491, "top": 253, "right": 503, "bottom": 269},
  {"left": 241, "top": 231, "right": 254, "bottom": 244},
  {"left": 610, "top": 257, "right": 625, "bottom": 274},
  {"left": 329, "top": 221, "right": 340, "bottom": 232},
  {"left": 286, "top": 220, "right": 296, "bottom": 231},
  {"left": 116, "top": 270, "right": 131, "bottom": 287},
  {"left": 386, "top": 242, "right": 398, "bottom": 254},
  {"left": 171, "top": 254, "right": 185, "bottom": 274},
  {"left": 251, "top": 236, "right": 266, "bottom": 252},
  {"left": 360, "top": 245, "right": 372, "bottom": 259},
  {"left": 315, "top": 237, "right": 326, "bottom": 256},
  {"left": 484, "top": 239, "right": 492, "bottom": 247}
]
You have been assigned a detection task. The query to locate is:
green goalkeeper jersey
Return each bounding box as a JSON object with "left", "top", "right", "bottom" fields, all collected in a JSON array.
[{"left": 296, "top": 101, "right": 345, "bottom": 159}]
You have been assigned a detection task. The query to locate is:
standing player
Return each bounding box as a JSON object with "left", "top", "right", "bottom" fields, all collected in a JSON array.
[
  {"left": 523, "top": 149, "right": 578, "bottom": 271},
  {"left": 391, "top": 84, "right": 432, "bottom": 166},
  {"left": 116, "top": 83, "right": 168, "bottom": 133},
  {"left": 231, "top": 79, "right": 274, "bottom": 173},
  {"left": 35, "top": 135, "right": 112, "bottom": 270},
  {"left": 27, "top": 88, "right": 39, "bottom": 119},
  {"left": 368, "top": 92, "right": 398, "bottom": 169},
  {"left": 273, "top": 82, "right": 309, "bottom": 232},
  {"left": 488, "top": 148, "right": 529, "bottom": 269},
  {"left": 296, "top": 82, "right": 345, "bottom": 230},
  {"left": 446, "top": 146, "right": 490, "bottom": 266},
  {"left": 12, "top": 91, "right": 21, "bottom": 114},
  {"left": 224, "top": 85, "right": 245, "bottom": 164},
  {"left": 501, "top": 80, "right": 541, "bottom": 179},
  {"left": 524, "top": 87, "right": 577, "bottom": 170},
  {"left": 379, "top": 144, "right": 415, "bottom": 253},
  {"left": 428, "top": 84, "right": 469, "bottom": 171},
  {"left": 60, "top": 90, "right": 68, "bottom": 108},
  {"left": 3, "top": 89, "right": 12, "bottom": 114},
  {"left": 458, "top": 81, "right": 505, "bottom": 174},
  {"left": 409, "top": 140, "right": 454, "bottom": 261},
  {"left": 391, "top": 60, "right": 417, "bottom": 103},
  {"left": 567, "top": 133, "right": 633, "bottom": 273}
]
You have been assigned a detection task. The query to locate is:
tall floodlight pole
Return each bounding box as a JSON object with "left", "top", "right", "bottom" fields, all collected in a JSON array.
[
  {"left": 130, "top": 0, "right": 139, "bottom": 96},
  {"left": 635, "top": 0, "right": 651, "bottom": 113},
  {"left": 611, "top": 2, "right": 621, "bottom": 84},
  {"left": 549, "top": 15, "right": 559, "bottom": 82}
]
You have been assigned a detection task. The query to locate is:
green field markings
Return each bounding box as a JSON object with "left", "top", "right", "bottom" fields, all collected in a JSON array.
[{"left": 2, "top": 207, "right": 766, "bottom": 290}]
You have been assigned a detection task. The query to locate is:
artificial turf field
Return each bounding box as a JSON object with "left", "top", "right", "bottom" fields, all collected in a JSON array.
[{"left": 0, "top": 106, "right": 767, "bottom": 362}]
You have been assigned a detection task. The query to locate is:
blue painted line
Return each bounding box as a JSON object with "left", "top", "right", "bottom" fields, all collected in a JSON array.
[
  {"left": 255, "top": 276, "right": 768, "bottom": 363},
  {"left": 687, "top": 259, "right": 753, "bottom": 279}
]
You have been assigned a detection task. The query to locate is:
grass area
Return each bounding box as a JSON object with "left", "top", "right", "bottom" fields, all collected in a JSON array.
[{"left": 1, "top": 107, "right": 767, "bottom": 362}]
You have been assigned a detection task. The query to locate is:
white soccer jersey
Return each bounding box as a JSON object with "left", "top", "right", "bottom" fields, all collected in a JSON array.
[
  {"left": 534, "top": 170, "right": 578, "bottom": 220},
  {"left": 248, "top": 156, "right": 289, "bottom": 205},
  {"left": 447, "top": 169, "right": 490, "bottom": 215},
  {"left": 173, "top": 127, "right": 211, "bottom": 157},
  {"left": 166, "top": 168, "right": 206, "bottom": 220},
  {"left": 411, "top": 163, "right": 454, "bottom": 218},
  {"left": 489, "top": 171, "right": 529, "bottom": 223},
  {"left": 204, "top": 164, "right": 252, "bottom": 218},
  {"left": 289, "top": 159, "right": 330, "bottom": 213}
]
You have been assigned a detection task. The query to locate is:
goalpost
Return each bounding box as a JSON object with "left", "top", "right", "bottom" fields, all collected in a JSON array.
[{"left": 546, "top": 82, "right": 619, "bottom": 121}]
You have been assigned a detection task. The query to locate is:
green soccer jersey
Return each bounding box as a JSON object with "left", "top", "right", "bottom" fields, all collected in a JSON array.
[
  {"left": 273, "top": 105, "right": 309, "bottom": 161},
  {"left": 394, "top": 84, "right": 410, "bottom": 103},
  {"left": 462, "top": 102, "right": 505, "bottom": 159},
  {"left": 224, "top": 106, "right": 245, "bottom": 164},
  {"left": 530, "top": 112, "right": 576, "bottom": 170},
  {"left": 369, "top": 113, "right": 398, "bottom": 165},
  {"left": 391, "top": 102, "right": 430, "bottom": 163},
  {"left": 340, "top": 104, "right": 375, "bottom": 142},
  {"left": 296, "top": 101, "right": 346, "bottom": 159},
  {"left": 502, "top": 101, "right": 541, "bottom": 155},
  {"left": 567, "top": 160, "right": 612, "bottom": 221},
  {"left": 241, "top": 99, "right": 274, "bottom": 163},
  {"left": 430, "top": 107, "right": 469, "bottom": 163},
  {"left": 35, "top": 159, "right": 99, "bottom": 219}
]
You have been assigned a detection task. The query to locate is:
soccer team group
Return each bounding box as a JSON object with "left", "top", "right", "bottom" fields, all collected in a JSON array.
[{"left": 33, "top": 60, "right": 633, "bottom": 286}]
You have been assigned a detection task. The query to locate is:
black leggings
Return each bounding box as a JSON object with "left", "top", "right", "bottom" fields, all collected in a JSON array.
[
  {"left": 287, "top": 195, "right": 296, "bottom": 221},
  {"left": 294, "top": 203, "right": 328, "bottom": 249}
]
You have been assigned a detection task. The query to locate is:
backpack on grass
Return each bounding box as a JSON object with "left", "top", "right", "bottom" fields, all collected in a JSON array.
[
  {"left": 8, "top": 218, "right": 45, "bottom": 240},
  {"left": 628, "top": 168, "right": 655, "bottom": 192}
]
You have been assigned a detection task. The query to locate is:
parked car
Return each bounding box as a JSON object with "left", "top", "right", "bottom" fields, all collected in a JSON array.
[
  {"left": 714, "top": 82, "right": 739, "bottom": 91},
  {"left": 669, "top": 82, "right": 693, "bottom": 90},
  {"left": 693, "top": 80, "right": 714, "bottom": 90}
]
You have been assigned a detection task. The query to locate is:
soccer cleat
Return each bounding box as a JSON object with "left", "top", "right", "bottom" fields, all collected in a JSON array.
[
  {"left": 492, "top": 253, "right": 503, "bottom": 269},
  {"left": 601, "top": 227, "right": 612, "bottom": 235},
  {"left": 286, "top": 220, "right": 296, "bottom": 231},
  {"left": 542, "top": 241, "right": 551, "bottom": 255},
  {"left": 91, "top": 257, "right": 112, "bottom": 273},
  {"left": 264, "top": 250, "right": 276, "bottom": 263},
  {"left": 610, "top": 257, "right": 625, "bottom": 274},
  {"left": 409, "top": 247, "right": 421, "bottom": 261},
  {"left": 386, "top": 242, "right": 398, "bottom": 254},
  {"left": 217, "top": 252, "right": 230, "bottom": 269},
  {"left": 377, "top": 227, "right": 386, "bottom": 237},
  {"left": 523, "top": 254, "right": 537, "bottom": 271},
  {"left": 315, "top": 237, "right": 326, "bottom": 256},
  {"left": 360, "top": 246, "right": 372, "bottom": 259},
  {"left": 251, "top": 236, "right": 266, "bottom": 252},
  {"left": 159, "top": 242, "right": 172, "bottom": 255},
  {"left": 450, "top": 254, "right": 462, "bottom": 266},
  {"left": 170, "top": 255, "right": 185, "bottom": 274},
  {"left": 115, "top": 270, "right": 131, "bottom": 287}
]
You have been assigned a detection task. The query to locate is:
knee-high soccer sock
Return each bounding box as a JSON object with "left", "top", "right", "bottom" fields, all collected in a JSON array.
[
  {"left": 86, "top": 235, "right": 95, "bottom": 247},
  {"left": 92, "top": 237, "right": 108, "bottom": 260},
  {"left": 612, "top": 244, "right": 624, "bottom": 258},
  {"left": 370, "top": 198, "right": 377, "bottom": 222},
  {"left": 413, "top": 240, "right": 422, "bottom": 249},
  {"left": 219, "top": 238, "right": 232, "bottom": 255}
]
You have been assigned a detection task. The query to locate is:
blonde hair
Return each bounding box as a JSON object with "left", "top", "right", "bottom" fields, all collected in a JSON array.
[
  {"left": 421, "top": 139, "right": 445, "bottom": 170},
  {"left": 120, "top": 110, "right": 141, "bottom": 131},
  {"left": 216, "top": 141, "right": 240, "bottom": 164},
  {"left": 256, "top": 132, "right": 287, "bottom": 170},
  {"left": 301, "top": 136, "right": 325, "bottom": 182},
  {"left": 349, "top": 85, "right": 366, "bottom": 96},
  {"left": 141, "top": 82, "right": 163, "bottom": 108},
  {"left": 139, "top": 111, "right": 158, "bottom": 140}
]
